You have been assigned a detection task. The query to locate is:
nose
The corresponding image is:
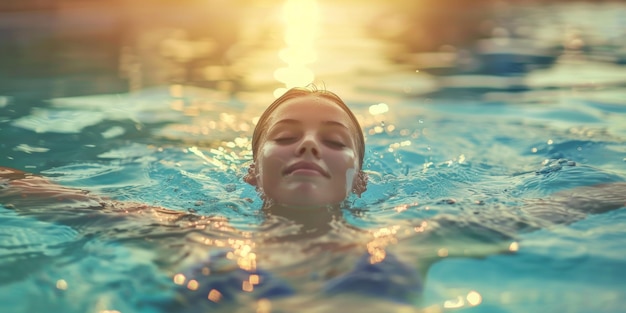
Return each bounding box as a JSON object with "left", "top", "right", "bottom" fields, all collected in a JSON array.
[{"left": 296, "top": 134, "right": 320, "bottom": 158}]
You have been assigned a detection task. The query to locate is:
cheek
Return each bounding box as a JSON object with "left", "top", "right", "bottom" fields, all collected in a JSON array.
[
  {"left": 325, "top": 149, "right": 358, "bottom": 197},
  {"left": 260, "top": 143, "right": 292, "bottom": 164},
  {"left": 327, "top": 148, "right": 358, "bottom": 174},
  {"left": 257, "top": 144, "right": 289, "bottom": 181},
  {"left": 341, "top": 149, "right": 358, "bottom": 168}
]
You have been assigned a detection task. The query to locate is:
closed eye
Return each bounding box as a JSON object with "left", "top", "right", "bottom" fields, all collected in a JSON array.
[
  {"left": 325, "top": 140, "right": 346, "bottom": 148},
  {"left": 274, "top": 137, "right": 298, "bottom": 144}
]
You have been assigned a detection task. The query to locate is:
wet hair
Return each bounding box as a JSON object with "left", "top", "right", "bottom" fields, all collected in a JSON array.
[{"left": 251, "top": 86, "right": 365, "bottom": 168}]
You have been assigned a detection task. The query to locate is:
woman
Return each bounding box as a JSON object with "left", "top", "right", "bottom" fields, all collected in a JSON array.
[
  {"left": 1, "top": 87, "right": 367, "bottom": 218},
  {"left": 1, "top": 87, "right": 625, "bottom": 310},
  {"left": 0, "top": 87, "right": 412, "bottom": 310}
]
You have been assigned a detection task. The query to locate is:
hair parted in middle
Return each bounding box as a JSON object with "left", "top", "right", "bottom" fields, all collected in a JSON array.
[{"left": 250, "top": 86, "right": 365, "bottom": 169}]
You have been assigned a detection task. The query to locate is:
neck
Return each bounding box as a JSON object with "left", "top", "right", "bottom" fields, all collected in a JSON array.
[{"left": 262, "top": 202, "right": 344, "bottom": 239}]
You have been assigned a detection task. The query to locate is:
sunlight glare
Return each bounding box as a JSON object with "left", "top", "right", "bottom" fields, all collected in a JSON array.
[
  {"left": 257, "top": 298, "right": 272, "bottom": 313},
  {"left": 443, "top": 296, "right": 465, "bottom": 309},
  {"left": 173, "top": 273, "right": 186, "bottom": 285},
  {"left": 369, "top": 103, "right": 389, "bottom": 115},
  {"left": 56, "top": 279, "right": 68, "bottom": 290},
  {"left": 437, "top": 248, "right": 449, "bottom": 257},
  {"left": 208, "top": 289, "right": 223, "bottom": 302},
  {"left": 274, "top": 0, "right": 320, "bottom": 95},
  {"left": 467, "top": 290, "right": 483, "bottom": 306},
  {"left": 242, "top": 280, "right": 254, "bottom": 292}
]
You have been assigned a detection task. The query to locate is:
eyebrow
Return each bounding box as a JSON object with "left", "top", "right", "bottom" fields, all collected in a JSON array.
[{"left": 272, "top": 119, "right": 350, "bottom": 130}]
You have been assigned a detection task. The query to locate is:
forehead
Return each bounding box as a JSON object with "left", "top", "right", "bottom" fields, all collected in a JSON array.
[{"left": 267, "top": 95, "right": 354, "bottom": 128}]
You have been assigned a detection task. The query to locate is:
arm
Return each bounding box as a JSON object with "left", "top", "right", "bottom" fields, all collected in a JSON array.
[
  {"left": 0, "top": 167, "right": 100, "bottom": 206},
  {"left": 390, "top": 182, "right": 626, "bottom": 274},
  {"left": 0, "top": 166, "right": 229, "bottom": 236},
  {"left": 521, "top": 182, "right": 626, "bottom": 225}
]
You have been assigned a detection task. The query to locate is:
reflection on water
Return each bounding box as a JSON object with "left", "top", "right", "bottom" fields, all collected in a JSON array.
[
  {"left": 273, "top": 0, "right": 319, "bottom": 97},
  {"left": 1, "top": 1, "right": 626, "bottom": 313},
  {"left": 2, "top": 0, "right": 625, "bottom": 101}
]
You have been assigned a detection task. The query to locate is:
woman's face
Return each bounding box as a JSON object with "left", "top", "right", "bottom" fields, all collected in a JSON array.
[{"left": 250, "top": 95, "right": 361, "bottom": 208}]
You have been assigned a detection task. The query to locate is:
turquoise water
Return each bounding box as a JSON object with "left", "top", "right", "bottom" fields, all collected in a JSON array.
[{"left": 1, "top": 1, "right": 626, "bottom": 312}]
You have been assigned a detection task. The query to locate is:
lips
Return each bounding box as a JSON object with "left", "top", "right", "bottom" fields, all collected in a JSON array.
[{"left": 284, "top": 161, "right": 329, "bottom": 177}]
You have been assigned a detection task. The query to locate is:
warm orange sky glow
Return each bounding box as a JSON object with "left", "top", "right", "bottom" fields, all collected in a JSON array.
[{"left": 273, "top": 0, "right": 320, "bottom": 97}]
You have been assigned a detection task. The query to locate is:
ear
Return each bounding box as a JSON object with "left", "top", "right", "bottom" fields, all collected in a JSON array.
[
  {"left": 352, "top": 170, "right": 368, "bottom": 197},
  {"left": 243, "top": 163, "right": 258, "bottom": 186}
]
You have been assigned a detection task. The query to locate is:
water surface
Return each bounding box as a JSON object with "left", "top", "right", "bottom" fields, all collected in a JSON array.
[{"left": 1, "top": 1, "right": 626, "bottom": 312}]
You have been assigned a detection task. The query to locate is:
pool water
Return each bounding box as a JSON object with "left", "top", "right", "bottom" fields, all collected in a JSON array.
[{"left": 1, "top": 1, "right": 626, "bottom": 312}]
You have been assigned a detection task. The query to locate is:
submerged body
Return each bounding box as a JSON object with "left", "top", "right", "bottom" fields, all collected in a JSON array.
[
  {"left": 2, "top": 168, "right": 625, "bottom": 310},
  {"left": 1, "top": 88, "right": 626, "bottom": 310}
]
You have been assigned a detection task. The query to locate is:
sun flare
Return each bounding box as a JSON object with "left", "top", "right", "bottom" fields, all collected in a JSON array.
[{"left": 274, "top": 0, "right": 320, "bottom": 97}]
